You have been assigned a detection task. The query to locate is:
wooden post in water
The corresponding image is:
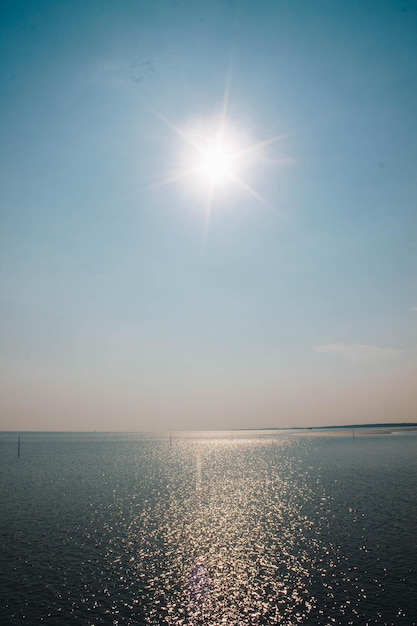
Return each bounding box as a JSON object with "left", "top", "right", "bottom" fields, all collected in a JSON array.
[{"left": 18, "top": 435, "right": 21, "bottom": 458}]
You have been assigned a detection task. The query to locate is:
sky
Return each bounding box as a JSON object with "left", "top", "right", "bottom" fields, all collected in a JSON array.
[{"left": 1, "top": 0, "right": 416, "bottom": 431}]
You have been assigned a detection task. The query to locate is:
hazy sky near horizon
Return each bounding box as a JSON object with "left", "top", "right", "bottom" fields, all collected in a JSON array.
[{"left": 1, "top": 0, "right": 416, "bottom": 431}]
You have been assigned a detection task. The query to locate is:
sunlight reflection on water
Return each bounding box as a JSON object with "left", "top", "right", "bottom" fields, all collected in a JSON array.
[{"left": 105, "top": 438, "right": 333, "bottom": 624}]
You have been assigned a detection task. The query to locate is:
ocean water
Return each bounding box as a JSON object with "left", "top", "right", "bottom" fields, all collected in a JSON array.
[{"left": 0, "top": 430, "right": 416, "bottom": 625}]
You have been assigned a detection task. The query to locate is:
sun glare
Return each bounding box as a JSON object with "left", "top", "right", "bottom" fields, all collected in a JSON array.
[
  {"left": 200, "top": 143, "right": 233, "bottom": 184},
  {"left": 152, "top": 88, "right": 290, "bottom": 238}
]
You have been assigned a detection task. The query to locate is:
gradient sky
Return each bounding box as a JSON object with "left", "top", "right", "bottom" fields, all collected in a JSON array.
[{"left": 1, "top": 0, "right": 416, "bottom": 431}]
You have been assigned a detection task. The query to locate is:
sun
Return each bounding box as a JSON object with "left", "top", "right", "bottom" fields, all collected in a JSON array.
[
  {"left": 199, "top": 141, "right": 234, "bottom": 184},
  {"left": 175, "top": 115, "right": 246, "bottom": 192},
  {"left": 151, "top": 88, "right": 291, "bottom": 237}
]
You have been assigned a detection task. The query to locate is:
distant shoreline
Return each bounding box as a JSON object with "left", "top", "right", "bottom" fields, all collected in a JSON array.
[
  {"left": 254, "top": 423, "right": 417, "bottom": 437},
  {"left": 258, "top": 422, "right": 417, "bottom": 431}
]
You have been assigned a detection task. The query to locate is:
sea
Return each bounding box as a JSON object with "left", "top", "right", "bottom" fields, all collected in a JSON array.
[{"left": 0, "top": 429, "right": 416, "bottom": 625}]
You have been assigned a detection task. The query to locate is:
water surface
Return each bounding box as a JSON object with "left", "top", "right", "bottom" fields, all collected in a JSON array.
[{"left": 1, "top": 430, "right": 416, "bottom": 624}]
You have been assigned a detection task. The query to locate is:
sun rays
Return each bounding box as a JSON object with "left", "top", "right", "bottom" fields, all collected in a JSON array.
[{"left": 150, "top": 75, "right": 292, "bottom": 241}]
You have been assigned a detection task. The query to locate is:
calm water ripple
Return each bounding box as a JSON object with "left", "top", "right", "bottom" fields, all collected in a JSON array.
[{"left": 0, "top": 431, "right": 416, "bottom": 625}]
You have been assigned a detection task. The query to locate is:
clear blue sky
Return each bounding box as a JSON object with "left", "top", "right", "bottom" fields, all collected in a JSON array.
[{"left": 1, "top": 0, "right": 416, "bottom": 431}]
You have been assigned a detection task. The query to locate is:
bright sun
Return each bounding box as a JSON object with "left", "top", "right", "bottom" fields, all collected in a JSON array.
[
  {"left": 200, "top": 143, "right": 233, "bottom": 183},
  {"left": 152, "top": 95, "right": 290, "bottom": 233}
]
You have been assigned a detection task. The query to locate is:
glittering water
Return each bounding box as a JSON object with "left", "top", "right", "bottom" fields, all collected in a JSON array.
[{"left": 1, "top": 431, "right": 416, "bottom": 625}]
